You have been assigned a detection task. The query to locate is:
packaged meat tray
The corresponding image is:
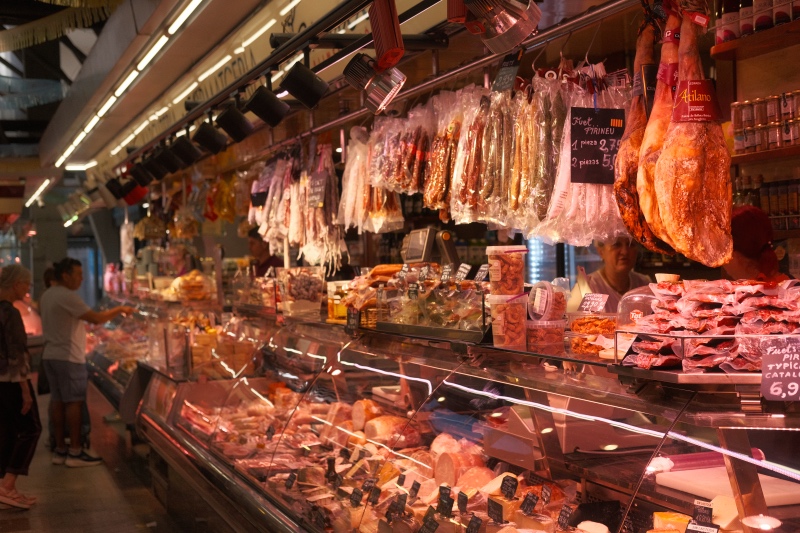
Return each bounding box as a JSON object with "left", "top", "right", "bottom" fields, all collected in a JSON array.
[{"left": 566, "top": 312, "right": 617, "bottom": 356}]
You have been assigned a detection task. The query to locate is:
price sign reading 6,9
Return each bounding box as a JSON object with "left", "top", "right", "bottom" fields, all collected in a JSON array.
[{"left": 760, "top": 337, "right": 800, "bottom": 401}]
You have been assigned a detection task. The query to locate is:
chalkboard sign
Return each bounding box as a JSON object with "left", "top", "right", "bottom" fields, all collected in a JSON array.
[
  {"left": 285, "top": 472, "right": 297, "bottom": 489},
  {"left": 455, "top": 263, "right": 471, "bottom": 282},
  {"left": 686, "top": 523, "right": 720, "bottom": 533},
  {"left": 693, "top": 499, "right": 714, "bottom": 524},
  {"left": 541, "top": 484, "right": 552, "bottom": 505},
  {"left": 557, "top": 505, "right": 574, "bottom": 530},
  {"left": 466, "top": 515, "right": 483, "bottom": 533},
  {"left": 350, "top": 488, "right": 364, "bottom": 507},
  {"left": 310, "top": 505, "right": 326, "bottom": 529},
  {"left": 346, "top": 306, "right": 360, "bottom": 331},
  {"left": 407, "top": 282, "right": 419, "bottom": 300},
  {"left": 362, "top": 478, "right": 377, "bottom": 493},
  {"left": 569, "top": 107, "right": 625, "bottom": 185},
  {"left": 500, "top": 476, "right": 518, "bottom": 500},
  {"left": 369, "top": 486, "right": 381, "bottom": 505},
  {"left": 441, "top": 264, "right": 453, "bottom": 283},
  {"left": 419, "top": 516, "right": 440, "bottom": 533},
  {"left": 761, "top": 337, "right": 800, "bottom": 401},
  {"left": 266, "top": 424, "right": 276, "bottom": 441},
  {"left": 439, "top": 486, "right": 451, "bottom": 499},
  {"left": 474, "top": 264, "right": 490, "bottom": 282},
  {"left": 333, "top": 474, "right": 343, "bottom": 489},
  {"left": 423, "top": 505, "right": 437, "bottom": 524},
  {"left": 308, "top": 171, "right": 327, "bottom": 208},
  {"left": 488, "top": 498, "right": 505, "bottom": 523},
  {"left": 398, "top": 474, "right": 406, "bottom": 487},
  {"left": 520, "top": 493, "right": 539, "bottom": 515},
  {"left": 437, "top": 494, "right": 454, "bottom": 519},
  {"left": 397, "top": 493, "right": 408, "bottom": 510},
  {"left": 458, "top": 491, "right": 469, "bottom": 514},
  {"left": 492, "top": 50, "right": 523, "bottom": 93},
  {"left": 419, "top": 265, "right": 431, "bottom": 281},
  {"left": 578, "top": 293, "right": 609, "bottom": 312},
  {"left": 410, "top": 480, "right": 421, "bottom": 499}
]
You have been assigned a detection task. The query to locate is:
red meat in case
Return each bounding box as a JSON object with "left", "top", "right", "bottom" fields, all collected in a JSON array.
[
  {"left": 737, "top": 320, "right": 800, "bottom": 335},
  {"left": 719, "top": 356, "right": 761, "bottom": 373},
  {"left": 649, "top": 282, "right": 685, "bottom": 298},
  {"left": 683, "top": 279, "right": 734, "bottom": 293},
  {"left": 739, "top": 295, "right": 800, "bottom": 311},
  {"left": 622, "top": 352, "right": 681, "bottom": 369},
  {"left": 652, "top": 298, "right": 679, "bottom": 313}
]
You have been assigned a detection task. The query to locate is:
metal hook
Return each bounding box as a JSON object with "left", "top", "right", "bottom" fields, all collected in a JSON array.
[
  {"left": 531, "top": 38, "right": 551, "bottom": 73},
  {"left": 584, "top": 21, "right": 603, "bottom": 67}
]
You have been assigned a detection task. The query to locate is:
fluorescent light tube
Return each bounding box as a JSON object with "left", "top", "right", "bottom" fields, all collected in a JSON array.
[
  {"left": 242, "top": 18, "right": 276, "bottom": 47},
  {"left": 348, "top": 13, "right": 369, "bottom": 29},
  {"left": 280, "top": 0, "right": 301, "bottom": 17},
  {"left": 270, "top": 69, "right": 285, "bottom": 84},
  {"left": 133, "top": 119, "right": 150, "bottom": 135},
  {"left": 172, "top": 82, "right": 198, "bottom": 104},
  {"left": 120, "top": 133, "right": 136, "bottom": 146},
  {"left": 234, "top": 47, "right": 245, "bottom": 55},
  {"left": 137, "top": 35, "right": 169, "bottom": 71},
  {"left": 83, "top": 115, "right": 100, "bottom": 133},
  {"left": 55, "top": 145, "right": 76, "bottom": 168},
  {"left": 198, "top": 55, "right": 231, "bottom": 82},
  {"left": 114, "top": 70, "right": 139, "bottom": 97},
  {"left": 168, "top": 0, "right": 203, "bottom": 35},
  {"left": 25, "top": 179, "right": 51, "bottom": 208},
  {"left": 72, "top": 131, "right": 87, "bottom": 146},
  {"left": 97, "top": 95, "right": 117, "bottom": 117},
  {"left": 155, "top": 106, "right": 169, "bottom": 117}
]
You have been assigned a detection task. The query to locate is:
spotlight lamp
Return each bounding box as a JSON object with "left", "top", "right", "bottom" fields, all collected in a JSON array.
[
  {"left": 215, "top": 100, "right": 254, "bottom": 142},
  {"left": 154, "top": 142, "right": 185, "bottom": 172},
  {"left": 192, "top": 118, "right": 228, "bottom": 154},
  {"left": 170, "top": 133, "right": 204, "bottom": 164},
  {"left": 462, "top": 0, "right": 542, "bottom": 55},
  {"left": 245, "top": 85, "right": 290, "bottom": 127},
  {"left": 343, "top": 53, "right": 406, "bottom": 115},
  {"left": 130, "top": 162, "right": 156, "bottom": 186},
  {"left": 278, "top": 62, "right": 329, "bottom": 109}
]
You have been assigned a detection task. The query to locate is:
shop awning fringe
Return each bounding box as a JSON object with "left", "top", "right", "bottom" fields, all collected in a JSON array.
[{"left": 0, "top": 4, "right": 120, "bottom": 53}]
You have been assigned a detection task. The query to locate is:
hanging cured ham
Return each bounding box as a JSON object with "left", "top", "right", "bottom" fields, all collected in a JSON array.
[
  {"left": 636, "top": 13, "right": 681, "bottom": 247},
  {"left": 653, "top": 6, "right": 732, "bottom": 267},
  {"left": 614, "top": 19, "right": 674, "bottom": 255}
]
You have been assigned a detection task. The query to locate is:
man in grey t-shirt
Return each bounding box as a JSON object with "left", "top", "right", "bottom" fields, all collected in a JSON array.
[{"left": 41, "top": 258, "right": 134, "bottom": 468}]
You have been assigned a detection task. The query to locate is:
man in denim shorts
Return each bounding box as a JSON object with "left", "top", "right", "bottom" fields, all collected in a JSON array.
[{"left": 41, "top": 258, "right": 134, "bottom": 467}]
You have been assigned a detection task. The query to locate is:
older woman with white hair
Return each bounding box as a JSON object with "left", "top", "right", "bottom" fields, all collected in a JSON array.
[
  {"left": 587, "top": 237, "right": 652, "bottom": 313},
  {"left": 0, "top": 264, "right": 41, "bottom": 509}
]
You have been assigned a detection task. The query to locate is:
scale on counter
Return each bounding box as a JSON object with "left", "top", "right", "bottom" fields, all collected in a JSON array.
[{"left": 400, "top": 227, "right": 459, "bottom": 264}]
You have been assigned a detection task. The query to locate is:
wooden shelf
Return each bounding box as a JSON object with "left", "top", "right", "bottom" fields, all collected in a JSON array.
[
  {"left": 711, "top": 18, "right": 800, "bottom": 61},
  {"left": 731, "top": 143, "right": 800, "bottom": 165},
  {"left": 774, "top": 229, "right": 800, "bottom": 240}
]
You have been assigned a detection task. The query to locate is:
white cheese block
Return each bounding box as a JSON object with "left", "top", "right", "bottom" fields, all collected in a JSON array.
[
  {"left": 512, "top": 510, "right": 556, "bottom": 532},
  {"left": 430, "top": 433, "right": 462, "bottom": 457},
  {"left": 576, "top": 521, "right": 610, "bottom": 533}
]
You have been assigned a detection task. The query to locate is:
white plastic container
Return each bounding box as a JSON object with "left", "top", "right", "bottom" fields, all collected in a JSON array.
[
  {"left": 486, "top": 245, "right": 527, "bottom": 295},
  {"left": 487, "top": 293, "right": 527, "bottom": 349},
  {"left": 528, "top": 281, "right": 568, "bottom": 321}
]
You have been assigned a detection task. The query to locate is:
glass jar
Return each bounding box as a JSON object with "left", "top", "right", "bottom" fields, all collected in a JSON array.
[
  {"left": 741, "top": 100, "right": 755, "bottom": 128},
  {"left": 744, "top": 127, "right": 758, "bottom": 153},
  {"left": 753, "top": 98, "right": 768, "bottom": 126},
  {"left": 770, "top": 182, "right": 781, "bottom": 216},
  {"left": 731, "top": 102, "right": 744, "bottom": 130},
  {"left": 734, "top": 129, "right": 746, "bottom": 154},
  {"left": 767, "top": 121, "right": 783, "bottom": 149},
  {"left": 779, "top": 184, "right": 789, "bottom": 214},
  {"left": 766, "top": 95, "right": 781, "bottom": 123},
  {"left": 780, "top": 92, "right": 794, "bottom": 120},
  {"left": 792, "top": 118, "right": 800, "bottom": 143},
  {"left": 755, "top": 124, "right": 770, "bottom": 151},
  {"left": 754, "top": 0, "right": 775, "bottom": 31},
  {"left": 781, "top": 120, "right": 794, "bottom": 146},
  {"left": 760, "top": 181, "right": 772, "bottom": 214}
]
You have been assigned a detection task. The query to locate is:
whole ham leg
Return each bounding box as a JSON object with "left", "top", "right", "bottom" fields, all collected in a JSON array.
[
  {"left": 614, "top": 22, "right": 674, "bottom": 255},
  {"left": 654, "top": 14, "right": 732, "bottom": 267},
  {"left": 637, "top": 14, "right": 681, "bottom": 247}
]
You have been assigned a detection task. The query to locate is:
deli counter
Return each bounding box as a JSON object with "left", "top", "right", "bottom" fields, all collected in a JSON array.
[{"left": 133, "top": 316, "right": 800, "bottom": 533}]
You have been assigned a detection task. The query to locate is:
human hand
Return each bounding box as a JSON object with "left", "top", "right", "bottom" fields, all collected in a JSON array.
[{"left": 20, "top": 382, "right": 32, "bottom": 415}]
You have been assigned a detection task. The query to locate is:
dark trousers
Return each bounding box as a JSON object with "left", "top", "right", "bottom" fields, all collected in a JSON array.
[{"left": 0, "top": 381, "right": 42, "bottom": 476}]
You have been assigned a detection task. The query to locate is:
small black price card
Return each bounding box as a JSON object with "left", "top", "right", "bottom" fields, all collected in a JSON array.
[
  {"left": 439, "top": 486, "right": 451, "bottom": 499},
  {"left": 488, "top": 498, "right": 505, "bottom": 524},
  {"left": 541, "top": 485, "right": 552, "bottom": 505},
  {"left": 362, "top": 478, "right": 377, "bottom": 493},
  {"left": 520, "top": 493, "right": 539, "bottom": 515},
  {"left": 474, "top": 264, "right": 490, "bottom": 282},
  {"left": 500, "top": 476, "right": 518, "bottom": 500},
  {"left": 466, "top": 515, "right": 483, "bottom": 533},
  {"left": 407, "top": 282, "right": 419, "bottom": 301},
  {"left": 458, "top": 491, "right": 469, "bottom": 514},
  {"left": 455, "top": 263, "right": 471, "bottom": 282},
  {"left": 557, "top": 505, "right": 574, "bottom": 530},
  {"left": 326, "top": 457, "right": 336, "bottom": 482},
  {"left": 310, "top": 505, "right": 326, "bottom": 528},
  {"left": 441, "top": 264, "right": 453, "bottom": 283},
  {"left": 423, "top": 505, "right": 437, "bottom": 524},
  {"left": 760, "top": 336, "right": 800, "bottom": 401},
  {"left": 578, "top": 293, "right": 609, "bottom": 312},
  {"left": 398, "top": 474, "right": 406, "bottom": 487},
  {"left": 492, "top": 49, "right": 523, "bottom": 93},
  {"left": 397, "top": 493, "right": 408, "bottom": 510},
  {"left": 622, "top": 515, "right": 634, "bottom": 533},
  {"left": 409, "top": 480, "right": 421, "bottom": 499},
  {"left": 569, "top": 107, "right": 625, "bottom": 185},
  {"left": 307, "top": 171, "right": 328, "bottom": 208},
  {"left": 437, "top": 494, "right": 454, "bottom": 519},
  {"left": 368, "top": 486, "right": 381, "bottom": 506},
  {"left": 350, "top": 488, "right": 364, "bottom": 507},
  {"left": 419, "top": 516, "right": 440, "bottom": 533},
  {"left": 686, "top": 523, "right": 720, "bottom": 533},
  {"left": 419, "top": 265, "right": 431, "bottom": 281},
  {"left": 285, "top": 472, "right": 297, "bottom": 489},
  {"left": 346, "top": 306, "right": 360, "bottom": 331},
  {"left": 333, "top": 474, "right": 343, "bottom": 489},
  {"left": 265, "top": 424, "right": 275, "bottom": 441},
  {"left": 339, "top": 447, "right": 350, "bottom": 459},
  {"left": 693, "top": 499, "right": 714, "bottom": 524}
]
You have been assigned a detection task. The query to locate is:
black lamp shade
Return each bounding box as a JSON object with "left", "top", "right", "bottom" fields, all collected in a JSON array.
[
  {"left": 120, "top": 178, "right": 139, "bottom": 197},
  {"left": 170, "top": 135, "right": 203, "bottom": 165},
  {"left": 142, "top": 157, "right": 168, "bottom": 181},
  {"left": 279, "top": 63, "right": 329, "bottom": 109},
  {"left": 105, "top": 178, "right": 125, "bottom": 199},
  {"left": 192, "top": 121, "right": 228, "bottom": 154},
  {"left": 154, "top": 145, "right": 184, "bottom": 172},
  {"left": 216, "top": 105, "right": 254, "bottom": 142},
  {"left": 245, "top": 85, "right": 290, "bottom": 127},
  {"left": 130, "top": 163, "right": 155, "bottom": 186}
]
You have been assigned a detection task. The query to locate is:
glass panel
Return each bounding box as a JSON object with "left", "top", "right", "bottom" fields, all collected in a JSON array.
[
  {"left": 140, "top": 373, "right": 178, "bottom": 424},
  {"left": 172, "top": 380, "right": 237, "bottom": 442}
]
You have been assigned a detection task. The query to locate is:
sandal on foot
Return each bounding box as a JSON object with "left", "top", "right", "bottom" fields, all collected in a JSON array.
[{"left": 0, "top": 489, "right": 32, "bottom": 509}]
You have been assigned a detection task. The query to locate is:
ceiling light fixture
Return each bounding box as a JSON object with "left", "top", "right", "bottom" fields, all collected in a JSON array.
[
  {"left": 198, "top": 55, "right": 232, "bottom": 82},
  {"left": 369, "top": 0, "right": 404, "bottom": 70},
  {"left": 279, "top": 0, "right": 302, "bottom": 17},
  {"left": 215, "top": 100, "right": 254, "bottom": 142},
  {"left": 168, "top": 0, "right": 204, "bottom": 35},
  {"left": 97, "top": 95, "right": 117, "bottom": 117},
  {"left": 155, "top": 106, "right": 170, "bottom": 117},
  {"left": 279, "top": 62, "right": 329, "bottom": 109},
  {"left": 137, "top": 34, "right": 170, "bottom": 71},
  {"left": 55, "top": 145, "right": 76, "bottom": 168},
  {"left": 133, "top": 119, "right": 150, "bottom": 136},
  {"left": 110, "top": 145, "right": 123, "bottom": 156},
  {"left": 25, "top": 179, "right": 51, "bottom": 208},
  {"left": 234, "top": 47, "right": 245, "bottom": 54},
  {"left": 173, "top": 82, "right": 199, "bottom": 105},
  {"left": 65, "top": 161, "right": 96, "bottom": 171},
  {"left": 348, "top": 13, "right": 369, "bottom": 30},
  {"left": 170, "top": 133, "right": 203, "bottom": 163},
  {"left": 192, "top": 118, "right": 228, "bottom": 153},
  {"left": 244, "top": 85, "right": 290, "bottom": 127},
  {"left": 114, "top": 70, "right": 140, "bottom": 97},
  {"left": 270, "top": 69, "right": 285, "bottom": 84},
  {"left": 120, "top": 133, "right": 136, "bottom": 147},
  {"left": 72, "top": 131, "right": 87, "bottom": 146},
  {"left": 343, "top": 53, "right": 406, "bottom": 114},
  {"left": 242, "top": 18, "right": 277, "bottom": 48},
  {"left": 462, "top": 0, "right": 542, "bottom": 54},
  {"left": 83, "top": 115, "right": 100, "bottom": 133}
]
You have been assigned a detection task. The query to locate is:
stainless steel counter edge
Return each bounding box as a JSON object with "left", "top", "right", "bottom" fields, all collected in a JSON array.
[{"left": 138, "top": 408, "right": 302, "bottom": 533}]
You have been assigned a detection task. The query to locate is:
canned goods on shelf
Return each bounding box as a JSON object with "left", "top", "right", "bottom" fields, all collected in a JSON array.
[
  {"left": 766, "top": 95, "right": 781, "bottom": 124},
  {"left": 741, "top": 100, "right": 755, "bottom": 129},
  {"left": 753, "top": 98, "right": 768, "bottom": 127},
  {"left": 767, "top": 121, "right": 783, "bottom": 150}
]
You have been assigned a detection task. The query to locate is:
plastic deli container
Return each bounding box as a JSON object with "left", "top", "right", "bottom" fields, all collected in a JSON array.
[
  {"left": 566, "top": 312, "right": 617, "bottom": 356},
  {"left": 526, "top": 320, "right": 566, "bottom": 356},
  {"left": 528, "top": 281, "right": 568, "bottom": 321},
  {"left": 486, "top": 245, "right": 527, "bottom": 295},
  {"left": 487, "top": 294, "right": 527, "bottom": 349}
]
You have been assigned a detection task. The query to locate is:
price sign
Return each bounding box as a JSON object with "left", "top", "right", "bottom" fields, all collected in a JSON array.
[
  {"left": 362, "top": 478, "right": 377, "bottom": 493},
  {"left": 423, "top": 506, "right": 437, "bottom": 524},
  {"left": 488, "top": 498, "right": 505, "bottom": 523},
  {"left": 350, "top": 488, "right": 364, "bottom": 507},
  {"left": 307, "top": 171, "right": 328, "bottom": 208},
  {"left": 761, "top": 337, "right": 800, "bottom": 401},
  {"left": 578, "top": 293, "right": 609, "bottom": 312},
  {"left": 409, "top": 480, "right": 421, "bottom": 499},
  {"left": 686, "top": 523, "right": 720, "bottom": 533},
  {"left": 569, "top": 107, "right": 625, "bottom": 185},
  {"left": 310, "top": 505, "right": 326, "bottom": 528},
  {"left": 397, "top": 493, "right": 408, "bottom": 511},
  {"left": 557, "top": 505, "right": 574, "bottom": 530},
  {"left": 527, "top": 472, "right": 551, "bottom": 486},
  {"left": 441, "top": 264, "right": 454, "bottom": 283},
  {"left": 419, "top": 516, "right": 440, "bottom": 533},
  {"left": 474, "top": 264, "right": 490, "bottom": 282},
  {"left": 622, "top": 515, "right": 634, "bottom": 533},
  {"left": 326, "top": 457, "right": 336, "bottom": 482},
  {"left": 492, "top": 49, "right": 523, "bottom": 93},
  {"left": 266, "top": 424, "right": 276, "bottom": 441},
  {"left": 437, "top": 494, "right": 454, "bottom": 519},
  {"left": 693, "top": 499, "right": 714, "bottom": 524},
  {"left": 369, "top": 486, "right": 381, "bottom": 505},
  {"left": 458, "top": 491, "right": 469, "bottom": 514},
  {"left": 500, "top": 476, "right": 518, "bottom": 500},
  {"left": 285, "top": 472, "right": 297, "bottom": 489},
  {"left": 466, "top": 515, "right": 483, "bottom": 533},
  {"left": 333, "top": 474, "right": 343, "bottom": 489},
  {"left": 339, "top": 447, "right": 350, "bottom": 459},
  {"left": 407, "top": 282, "right": 419, "bottom": 300},
  {"left": 398, "top": 474, "right": 406, "bottom": 487},
  {"left": 346, "top": 306, "right": 360, "bottom": 331},
  {"left": 420, "top": 265, "right": 431, "bottom": 281},
  {"left": 541, "top": 484, "right": 552, "bottom": 505},
  {"left": 455, "top": 263, "right": 472, "bottom": 282},
  {"left": 520, "top": 493, "right": 539, "bottom": 515}
]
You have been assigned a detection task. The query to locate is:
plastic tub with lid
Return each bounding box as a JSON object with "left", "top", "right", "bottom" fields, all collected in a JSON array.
[
  {"left": 528, "top": 281, "right": 568, "bottom": 322},
  {"left": 526, "top": 320, "right": 566, "bottom": 355},
  {"left": 487, "top": 293, "right": 527, "bottom": 349},
  {"left": 486, "top": 245, "right": 527, "bottom": 295}
]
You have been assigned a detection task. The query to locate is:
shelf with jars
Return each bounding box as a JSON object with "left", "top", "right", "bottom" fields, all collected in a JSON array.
[{"left": 711, "top": 8, "right": 800, "bottom": 61}]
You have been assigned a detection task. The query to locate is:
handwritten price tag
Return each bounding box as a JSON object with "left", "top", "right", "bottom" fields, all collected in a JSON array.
[
  {"left": 570, "top": 107, "right": 625, "bottom": 185},
  {"left": 578, "top": 293, "right": 609, "bottom": 312},
  {"left": 760, "top": 337, "right": 800, "bottom": 401}
]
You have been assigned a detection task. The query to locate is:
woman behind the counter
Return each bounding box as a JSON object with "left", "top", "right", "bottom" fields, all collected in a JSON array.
[
  {"left": 723, "top": 205, "right": 790, "bottom": 282},
  {"left": 587, "top": 236, "right": 651, "bottom": 313}
]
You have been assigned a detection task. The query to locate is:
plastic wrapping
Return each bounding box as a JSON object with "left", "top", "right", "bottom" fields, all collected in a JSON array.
[
  {"left": 423, "top": 90, "right": 464, "bottom": 222},
  {"left": 450, "top": 86, "right": 490, "bottom": 225}
]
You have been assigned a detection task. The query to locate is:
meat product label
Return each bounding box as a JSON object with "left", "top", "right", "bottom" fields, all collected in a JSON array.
[
  {"left": 672, "top": 80, "right": 722, "bottom": 122},
  {"left": 569, "top": 107, "right": 625, "bottom": 185},
  {"left": 761, "top": 337, "right": 800, "bottom": 401},
  {"left": 686, "top": 523, "right": 720, "bottom": 533},
  {"left": 656, "top": 63, "right": 679, "bottom": 92}
]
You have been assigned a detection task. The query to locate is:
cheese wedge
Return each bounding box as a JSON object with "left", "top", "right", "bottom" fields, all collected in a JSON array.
[
  {"left": 480, "top": 473, "right": 519, "bottom": 497},
  {"left": 653, "top": 512, "right": 691, "bottom": 533},
  {"left": 488, "top": 495, "right": 522, "bottom": 523},
  {"left": 576, "top": 521, "right": 610, "bottom": 533},
  {"left": 512, "top": 510, "right": 556, "bottom": 532}
]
